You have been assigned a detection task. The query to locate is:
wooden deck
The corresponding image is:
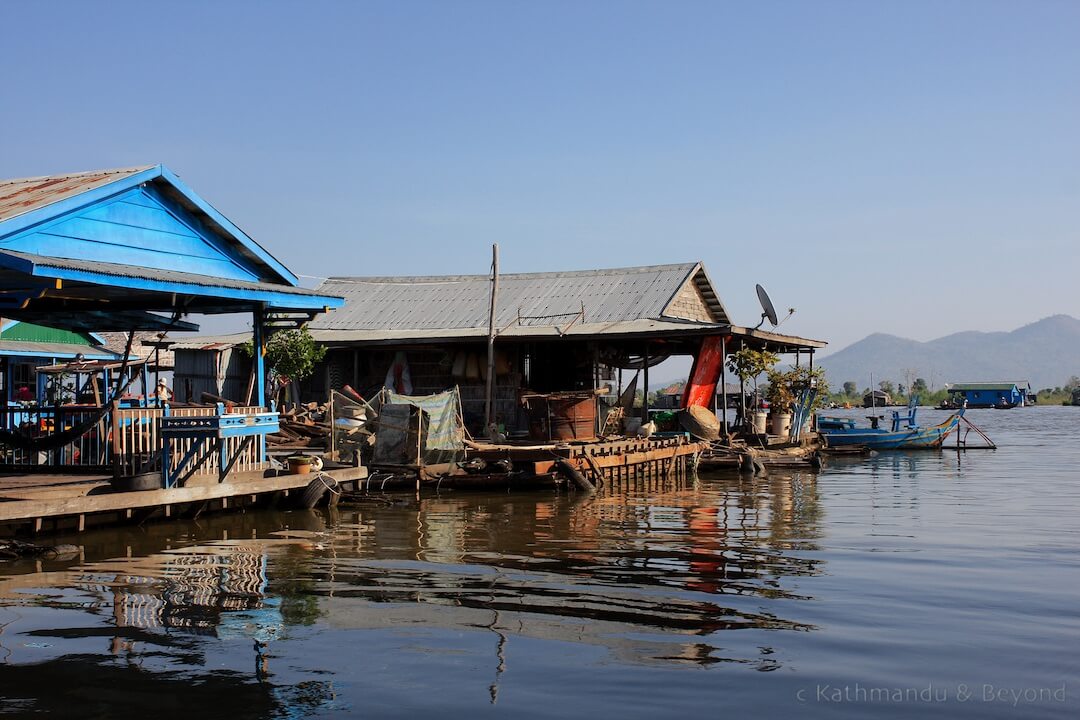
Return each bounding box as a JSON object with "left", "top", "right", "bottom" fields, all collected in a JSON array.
[{"left": 0, "top": 465, "right": 367, "bottom": 536}]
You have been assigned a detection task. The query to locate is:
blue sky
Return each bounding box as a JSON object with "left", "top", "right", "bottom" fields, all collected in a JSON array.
[{"left": 1, "top": 0, "right": 1077, "bottom": 354}]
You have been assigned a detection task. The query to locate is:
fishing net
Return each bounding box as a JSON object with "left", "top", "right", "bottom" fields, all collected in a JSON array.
[{"left": 383, "top": 387, "right": 466, "bottom": 466}]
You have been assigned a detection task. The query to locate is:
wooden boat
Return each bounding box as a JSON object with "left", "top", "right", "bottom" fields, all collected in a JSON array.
[{"left": 817, "top": 404, "right": 962, "bottom": 450}]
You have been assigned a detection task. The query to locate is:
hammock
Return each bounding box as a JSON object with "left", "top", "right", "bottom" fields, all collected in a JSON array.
[
  {"left": 0, "top": 410, "right": 111, "bottom": 451},
  {"left": 0, "top": 331, "right": 142, "bottom": 453}
]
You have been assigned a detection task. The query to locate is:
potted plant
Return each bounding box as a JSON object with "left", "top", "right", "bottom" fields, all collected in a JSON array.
[
  {"left": 765, "top": 366, "right": 830, "bottom": 439},
  {"left": 287, "top": 454, "right": 314, "bottom": 475},
  {"left": 726, "top": 347, "right": 779, "bottom": 434},
  {"left": 765, "top": 368, "right": 798, "bottom": 440}
]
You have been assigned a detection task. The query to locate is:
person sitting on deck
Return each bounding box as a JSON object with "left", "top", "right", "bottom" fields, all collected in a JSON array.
[{"left": 14, "top": 385, "right": 34, "bottom": 403}]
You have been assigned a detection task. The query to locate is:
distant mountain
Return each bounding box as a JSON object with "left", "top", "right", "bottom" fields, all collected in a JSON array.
[{"left": 817, "top": 315, "right": 1080, "bottom": 391}]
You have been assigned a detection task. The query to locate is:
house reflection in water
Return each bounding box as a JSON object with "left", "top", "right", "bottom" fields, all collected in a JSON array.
[
  {"left": 0, "top": 538, "right": 339, "bottom": 718},
  {"left": 318, "top": 470, "right": 825, "bottom": 674},
  {"left": 104, "top": 546, "right": 278, "bottom": 640}
]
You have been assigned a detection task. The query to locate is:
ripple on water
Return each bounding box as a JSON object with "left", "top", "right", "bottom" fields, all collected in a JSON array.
[{"left": 0, "top": 407, "right": 1078, "bottom": 718}]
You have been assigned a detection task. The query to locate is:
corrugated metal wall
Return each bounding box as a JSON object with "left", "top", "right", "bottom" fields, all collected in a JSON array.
[{"left": 174, "top": 348, "right": 251, "bottom": 403}]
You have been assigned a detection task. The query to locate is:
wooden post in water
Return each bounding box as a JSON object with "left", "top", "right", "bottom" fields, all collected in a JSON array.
[{"left": 485, "top": 244, "right": 499, "bottom": 438}]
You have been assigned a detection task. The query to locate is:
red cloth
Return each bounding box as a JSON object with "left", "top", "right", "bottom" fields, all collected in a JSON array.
[{"left": 681, "top": 336, "right": 726, "bottom": 408}]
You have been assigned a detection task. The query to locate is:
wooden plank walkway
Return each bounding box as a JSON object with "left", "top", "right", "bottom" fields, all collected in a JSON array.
[{"left": 0, "top": 466, "right": 367, "bottom": 535}]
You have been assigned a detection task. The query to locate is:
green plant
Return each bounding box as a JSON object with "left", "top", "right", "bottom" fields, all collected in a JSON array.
[
  {"left": 765, "top": 366, "right": 830, "bottom": 413},
  {"left": 241, "top": 325, "right": 326, "bottom": 384},
  {"left": 726, "top": 347, "right": 779, "bottom": 408}
]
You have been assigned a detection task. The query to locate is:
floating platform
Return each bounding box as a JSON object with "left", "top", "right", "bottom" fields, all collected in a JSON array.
[{"left": 0, "top": 465, "right": 367, "bottom": 536}]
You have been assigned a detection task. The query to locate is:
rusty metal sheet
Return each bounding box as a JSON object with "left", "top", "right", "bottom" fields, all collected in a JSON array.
[{"left": 0, "top": 167, "right": 153, "bottom": 224}]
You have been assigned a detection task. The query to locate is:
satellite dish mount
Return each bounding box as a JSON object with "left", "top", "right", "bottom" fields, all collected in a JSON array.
[{"left": 754, "top": 284, "right": 779, "bottom": 330}]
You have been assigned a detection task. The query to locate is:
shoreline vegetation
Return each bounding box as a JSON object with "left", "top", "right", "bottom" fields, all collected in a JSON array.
[
  {"left": 647, "top": 378, "right": 1079, "bottom": 409},
  {"left": 826, "top": 381, "right": 1079, "bottom": 408}
]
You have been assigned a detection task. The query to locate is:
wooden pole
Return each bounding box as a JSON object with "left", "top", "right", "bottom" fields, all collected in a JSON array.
[
  {"left": 153, "top": 346, "right": 162, "bottom": 407},
  {"left": 720, "top": 335, "right": 729, "bottom": 440},
  {"left": 484, "top": 244, "right": 499, "bottom": 437},
  {"left": 738, "top": 340, "right": 746, "bottom": 433},
  {"left": 641, "top": 344, "right": 650, "bottom": 422}
]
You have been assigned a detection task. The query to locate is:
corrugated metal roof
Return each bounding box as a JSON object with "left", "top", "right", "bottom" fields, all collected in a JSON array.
[
  {"left": 0, "top": 166, "right": 154, "bottom": 224},
  {"left": 308, "top": 320, "right": 826, "bottom": 351},
  {"left": 947, "top": 382, "right": 1030, "bottom": 391},
  {"left": 312, "top": 263, "right": 729, "bottom": 332},
  {"left": 159, "top": 332, "right": 252, "bottom": 351},
  {"left": 0, "top": 250, "right": 337, "bottom": 299},
  {"left": 310, "top": 318, "right": 726, "bottom": 344},
  {"left": 0, "top": 340, "right": 122, "bottom": 360}
]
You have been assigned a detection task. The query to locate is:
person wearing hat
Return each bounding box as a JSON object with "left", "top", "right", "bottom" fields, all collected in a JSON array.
[{"left": 154, "top": 378, "right": 173, "bottom": 405}]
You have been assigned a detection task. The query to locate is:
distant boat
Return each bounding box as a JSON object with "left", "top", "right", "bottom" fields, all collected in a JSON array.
[
  {"left": 862, "top": 389, "right": 892, "bottom": 408},
  {"left": 817, "top": 401, "right": 962, "bottom": 450}
]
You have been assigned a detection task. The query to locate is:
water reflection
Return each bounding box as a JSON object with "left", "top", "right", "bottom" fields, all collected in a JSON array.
[
  {"left": 305, "top": 471, "right": 825, "bottom": 673},
  {"left": 0, "top": 469, "right": 825, "bottom": 713},
  {"left": 0, "top": 518, "right": 339, "bottom": 718}
]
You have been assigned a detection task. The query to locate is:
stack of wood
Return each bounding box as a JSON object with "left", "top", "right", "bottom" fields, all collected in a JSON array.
[{"left": 267, "top": 401, "right": 331, "bottom": 451}]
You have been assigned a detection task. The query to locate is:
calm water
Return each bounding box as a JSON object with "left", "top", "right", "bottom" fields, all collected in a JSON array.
[{"left": 1, "top": 407, "right": 1077, "bottom": 719}]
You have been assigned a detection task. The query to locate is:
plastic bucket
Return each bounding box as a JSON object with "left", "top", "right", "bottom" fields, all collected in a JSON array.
[
  {"left": 752, "top": 410, "right": 769, "bottom": 435},
  {"left": 770, "top": 412, "right": 792, "bottom": 440}
]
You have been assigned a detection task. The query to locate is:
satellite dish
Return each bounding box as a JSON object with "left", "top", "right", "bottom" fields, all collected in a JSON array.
[{"left": 755, "top": 284, "right": 779, "bottom": 329}]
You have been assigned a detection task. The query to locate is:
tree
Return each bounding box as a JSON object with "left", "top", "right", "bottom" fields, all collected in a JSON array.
[
  {"left": 241, "top": 325, "right": 326, "bottom": 403},
  {"left": 879, "top": 379, "right": 895, "bottom": 395},
  {"left": 264, "top": 327, "right": 326, "bottom": 383},
  {"left": 1065, "top": 376, "right": 1080, "bottom": 392},
  {"left": 726, "top": 347, "right": 779, "bottom": 409},
  {"left": 913, "top": 377, "right": 929, "bottom": 394},
  {"left": 842, "top": 381, "right": 857, "bottom": 397}
]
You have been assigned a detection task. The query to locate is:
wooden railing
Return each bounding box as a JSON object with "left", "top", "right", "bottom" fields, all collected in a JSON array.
[
  {"left": 0, "top": 405, "right": 111, "bottom": 470},
  {"left": 0, "top": 404, "right": 270, "bottom": 479}
]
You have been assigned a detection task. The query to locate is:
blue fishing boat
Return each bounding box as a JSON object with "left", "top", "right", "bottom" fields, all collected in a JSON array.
[{"left": 817, "top": 399, "right": 962, "bottom": 450}]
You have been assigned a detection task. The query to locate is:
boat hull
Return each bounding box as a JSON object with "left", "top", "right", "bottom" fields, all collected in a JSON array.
[{"left": 820, "top": 414, "right": 960, "bottom": 450}]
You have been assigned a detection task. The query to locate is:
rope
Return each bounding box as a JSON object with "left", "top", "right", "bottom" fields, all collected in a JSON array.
[{"left": 312, "top": 471, "right": 341, "bottom": 496}]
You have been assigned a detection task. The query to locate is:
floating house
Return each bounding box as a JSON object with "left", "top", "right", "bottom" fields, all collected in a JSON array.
[
  {"left": 0, "top": 319, "right": 123, "bottom": 401},
  {"left": 0, "top": 164, "right": 349, "bottom": 534},
  {"left": 300, "top": 263, "right": 825, "bottom": 435},
  {"left": 166, "top": 263, "right": 827, "bottom": 484},
  {"left": 946, "top": 381, "right": 1033, "bottom": 408},
  {"left": 862, "top": 389, "right": 892, "bottom": 408}
]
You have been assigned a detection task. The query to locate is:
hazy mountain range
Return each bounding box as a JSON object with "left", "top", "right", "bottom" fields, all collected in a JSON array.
[{"left": 816, "top": 315, "right": 1080, "bottom": 391}]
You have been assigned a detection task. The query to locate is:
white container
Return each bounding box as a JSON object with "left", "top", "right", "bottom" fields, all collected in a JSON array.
[
  {"left": 752, "top": 410, "right": 769, "bottom": 435},
  {"left": 770, "top": 412, "right": 792, "bottom": 440}
]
